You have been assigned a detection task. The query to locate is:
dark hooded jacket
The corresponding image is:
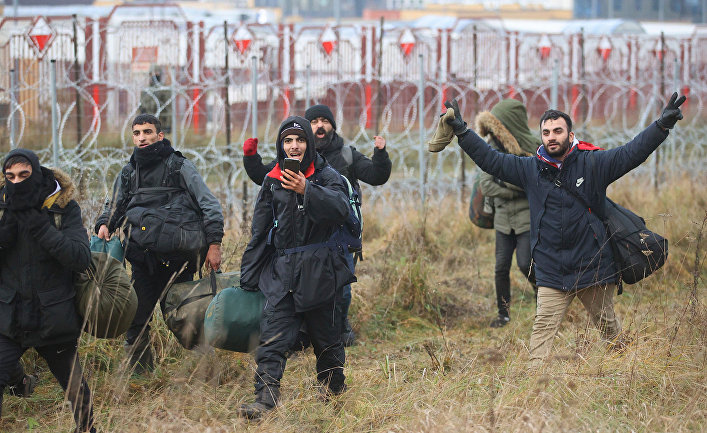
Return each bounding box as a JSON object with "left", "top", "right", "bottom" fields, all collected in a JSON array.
[
  {"left": 94, "top": 138, "right": 224, "bottom": 265},
  {"left": 240, "top": 116, "right": 356, "bottom": 312},
  {"left": 457, "top": 122, "right": 669, "bottom": 291},
  {"left": 0, "top": 149, "right": 90, "bottom": 347},
  {"left": 476, "top": 100, "right": 541, "bottom": 235},
  {"left": 243, "top": 131, "right": 392, "bottom": 198}
]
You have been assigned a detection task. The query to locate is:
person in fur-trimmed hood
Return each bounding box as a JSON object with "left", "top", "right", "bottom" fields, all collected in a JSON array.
[
  {"left": 0, "top": 149, "right": 96, "bottom": 432},
  {"left": 475, "top": 100, "right": 539, "bottom": 328}
]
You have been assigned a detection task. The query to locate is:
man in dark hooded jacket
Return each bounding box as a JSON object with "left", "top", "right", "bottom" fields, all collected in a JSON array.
[
  {"left": 476, "top": 100, "right": 539, "bottom": 327},
  {"left": 430, "top": 93, "right": 685, "bottom": 366},
  {"left": 0, "top": 149, "right": 95, "bottom": 432},
  {"left": 242, "top": 104, "right": 391, "bottom": 346},
  {"left": 238, "top": 116, "right": 355, "bottom": 419},
  {"left": 95, "top": 114, "right": 224, "bottom": 373}
]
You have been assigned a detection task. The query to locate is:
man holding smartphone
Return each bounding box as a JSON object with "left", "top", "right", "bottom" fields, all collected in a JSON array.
[
  {"left": 242, "top": 104, "right": 392, "bottom": 346},
  {"left": 238, "top": 117, "right": 355, "bottom": 419}
]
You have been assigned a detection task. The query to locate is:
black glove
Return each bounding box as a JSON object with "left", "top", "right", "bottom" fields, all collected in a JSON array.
[
  {"left": 656, "top": 92, "right": 686, "bottom": 130},
  {"left": 17, "top": 208, "right": 51, "bottom": 233},
  {"left": 443, "top": 99, "right": 468, "bottom": 136},
  {"left": 0, "top": 211, "right": 19, "bottom": 248}
]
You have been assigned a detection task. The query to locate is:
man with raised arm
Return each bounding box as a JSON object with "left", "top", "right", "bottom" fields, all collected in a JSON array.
[{"left": 430, "top": 93, "right": 685, "bottom": 366}]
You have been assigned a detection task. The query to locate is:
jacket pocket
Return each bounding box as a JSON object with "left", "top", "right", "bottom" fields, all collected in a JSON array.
[
  {"left": 36, "top": 287, "right": 80, "bottom": 341},
  {"left": 295, "top": 247, "right": 336, "bottom": 310},
  {"left": 0, "top": 289, "right": 17, "bottom": 338}
]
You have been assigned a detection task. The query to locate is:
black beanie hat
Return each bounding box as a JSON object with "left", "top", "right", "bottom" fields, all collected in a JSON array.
[{"left": 305, "top": 104, "right": 337, "bottom": 131}]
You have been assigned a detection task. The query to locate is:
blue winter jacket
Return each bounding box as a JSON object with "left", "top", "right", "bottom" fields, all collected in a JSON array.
[{"left": 458, "top": 122, "right": 669, "bottom": 291}]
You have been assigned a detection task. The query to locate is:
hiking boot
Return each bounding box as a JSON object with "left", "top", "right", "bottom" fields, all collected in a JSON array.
[
  {"left": 7, "top": 374, "right": 37, "bottom": 398},
  {"left": 239, "top": 386, "right": 279, "bottom": 420},
  {"left": 341, "top": 318, "right": 356, "bottom": 347},
  {"left": 489, "top": 315, "right": 510, "bottom": 328},
  {"left": 238, "top": 401, "right": 274, "bottom": 420},
  {"left": 125, "top": 335, "right": 154, "bottom": 375}
]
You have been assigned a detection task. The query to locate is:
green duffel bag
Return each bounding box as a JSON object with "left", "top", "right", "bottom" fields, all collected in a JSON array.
[
  {"left": 163, "top": 270, "right": 240, "bottom": 350},
  {"left": 89, "top": 235, "right": 125, "bottom": 262},
  {"left": 203, "top": 286, "right": 266, "bottom": 353},
  {"left": 75, "top": 252, "right": 137, "bottom": 338}
]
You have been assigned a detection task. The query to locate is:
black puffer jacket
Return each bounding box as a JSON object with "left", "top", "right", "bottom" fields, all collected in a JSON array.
[
  {"left": 458, "top": 122, "right": 669, "bottom": 291},
  {"left": 240, "top": 116, "right": 356, "bottom": 312},
  {"left": 0, "top": 166, "right": 90, "bottom": 348},
  {"left": 244, "top": 132, "right": 392, "bottom": 197}
]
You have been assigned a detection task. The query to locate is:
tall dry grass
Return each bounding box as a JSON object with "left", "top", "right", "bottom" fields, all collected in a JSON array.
[{"left": 1, "top": 171, "right": 705, "bottom": 432}]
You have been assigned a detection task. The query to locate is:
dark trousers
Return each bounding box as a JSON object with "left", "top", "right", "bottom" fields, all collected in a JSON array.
[
  {"left": 337, "top": 252, "right": 356, "bottom": 332},
  {"left": 0, "top": 334, "right": 93, "bottom": 432},
  {"left": 494, "top": 230, "right": 535, "bottom": 318},
  {"left": 126, "top": 259, "right": 193, "bottom": 345},
  {"left": 255, "top": 293, "right": 345, "bottom": 396}
]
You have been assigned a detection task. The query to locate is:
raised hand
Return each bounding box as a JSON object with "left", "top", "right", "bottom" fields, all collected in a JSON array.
[
  {"left": 656, "top": 92, "right": 686, "bottom": 130},
  {"left": 243, "top": 137, "right": 259, "bottom": 156},
  {"left": 444, "top": 99, "right": 468, "bottom": 136}
]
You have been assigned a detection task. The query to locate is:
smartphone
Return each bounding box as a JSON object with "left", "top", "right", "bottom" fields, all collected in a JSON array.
[{"left": 283, "top": 157, "right": 300, "bottom": 174}]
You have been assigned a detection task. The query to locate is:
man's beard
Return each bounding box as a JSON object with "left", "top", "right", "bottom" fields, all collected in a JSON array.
[
  {"left": 313, "top": 128, "right": 334, "bottom": 150},
  {"left": 544, "top": 136, "right": 571, "bottom": 158}
]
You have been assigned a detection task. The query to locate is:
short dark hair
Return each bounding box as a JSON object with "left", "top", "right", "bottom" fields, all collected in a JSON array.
[
  {"left": 540, "top": 109, "right": 572, "bottom": 133},
  {"left": 3, "top": 155, "right": 32, "bottom": 172},
  {"left": 132, "top": 114, "right": 162, "bottom": 133}
]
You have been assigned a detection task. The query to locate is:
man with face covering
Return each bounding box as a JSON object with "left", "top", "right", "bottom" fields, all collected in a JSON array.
[
  {"left": 95, "top": 114, "right": 224, "bottom": 373},
  {"left": 0, "top": 149, "right": 95, "bottom": 432},
  {"left": 242, "top": 104, "right": 392, "bottom": 346},
  {"left": 238, "top": 116, "right": 355, "bottom": 419},
  {"left": 429, "top": 93, "right": 685, "bottom": 366},
  {"left": 476, "top": 100, "right": 539, "bottom": 328}
]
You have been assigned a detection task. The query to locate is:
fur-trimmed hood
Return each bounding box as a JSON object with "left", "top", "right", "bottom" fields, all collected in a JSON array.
[
  {"left": 474, "top": 99, "right": 541, "bottom": 156},
  {"left": 0, "top": 167, "right": 76, "bottom": 209}
]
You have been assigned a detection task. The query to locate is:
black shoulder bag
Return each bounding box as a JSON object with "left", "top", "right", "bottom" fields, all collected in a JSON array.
[{"left": 544, "top": 152, "right": 668, "bottom": 292}]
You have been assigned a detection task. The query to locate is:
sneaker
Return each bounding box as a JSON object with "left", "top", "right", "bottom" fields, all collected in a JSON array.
[
  {"left": 7, "top": 374, "right": 37, "bottom": 398},
  {"left": 489, "top": 315, "right": 510, "bottom": 328}
]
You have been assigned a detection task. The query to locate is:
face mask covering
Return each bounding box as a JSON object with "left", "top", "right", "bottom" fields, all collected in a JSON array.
[
  {"left": 5, "top": 174, "right": 43, "bottom": 210},
  {"left": 133, "top": 140, "right": 166, "bottom": 167}
]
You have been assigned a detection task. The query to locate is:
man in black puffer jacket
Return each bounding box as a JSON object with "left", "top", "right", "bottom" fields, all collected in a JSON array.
[
  {"left": 238, "top": 116, "right": 355, "bottom": 419},
  {"left": 243, "top": 104, "right": 391, "bottom": 346},
  {"left": 430, "top": 93, "right": 685, "bottom": 367},
  {"left": 95, "top": 114, "right": 224, "bottom": 373},
  {"left": 0, "top": 149, "right": 95, "bottom": 432}
]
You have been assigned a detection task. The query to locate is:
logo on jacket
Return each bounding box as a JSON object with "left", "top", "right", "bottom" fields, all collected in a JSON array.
[{"left": 576, "top": 177, "right": 584, "bottom": 187}]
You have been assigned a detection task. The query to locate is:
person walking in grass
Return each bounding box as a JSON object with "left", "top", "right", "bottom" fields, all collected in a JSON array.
[
  {"left": 0, "top": 149, "right": 96, "bottom": 432},
  {"left": 430, "top": 93, "right": 685, "bottom": 366},
  {"left": 238, "top": 117, "right": 355, "bottom": 419},
  {"left": 242, "top": 104, "right": 392, "bottom": 347},
  {"left": 476, "top": 100, "right": 539, "bottom": 328},
  {"left": 95, "top": 114, "right": 224, "bottom": 373}
]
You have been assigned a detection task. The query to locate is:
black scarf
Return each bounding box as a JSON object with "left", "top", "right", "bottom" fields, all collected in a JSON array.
[
  {"left": 3, "top": 149, "right": 56, "bottom": 210},
  {"left": 131, "top": 139, "right": 175, "bottom": 168}
]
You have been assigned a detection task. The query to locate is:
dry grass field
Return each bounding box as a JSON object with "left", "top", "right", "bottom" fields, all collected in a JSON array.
[{"left": 1, "top": 171, "right": 706, "bottom": 433}]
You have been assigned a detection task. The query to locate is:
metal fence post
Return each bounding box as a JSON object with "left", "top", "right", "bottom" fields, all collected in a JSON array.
[
  {"left": 50, "top": 60, "right": 60, "bottom": 167},
  {"left": 171, "top": 66, "right": 178, "bottom": 147},
  {"left": 551, "top": 58, "right": 559, "bottom": 109},
  {"left": 305, "top": 64, "right": 311, "bottom": 107},
  {"left": 224, "top": 21, "right": 232, "bottom": 155},
  {"left": 9, "top": 68, "right": 17, "bottom": 150},
  {"left": 418, "top": 53, "right": 426, "bottom": 209}
]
